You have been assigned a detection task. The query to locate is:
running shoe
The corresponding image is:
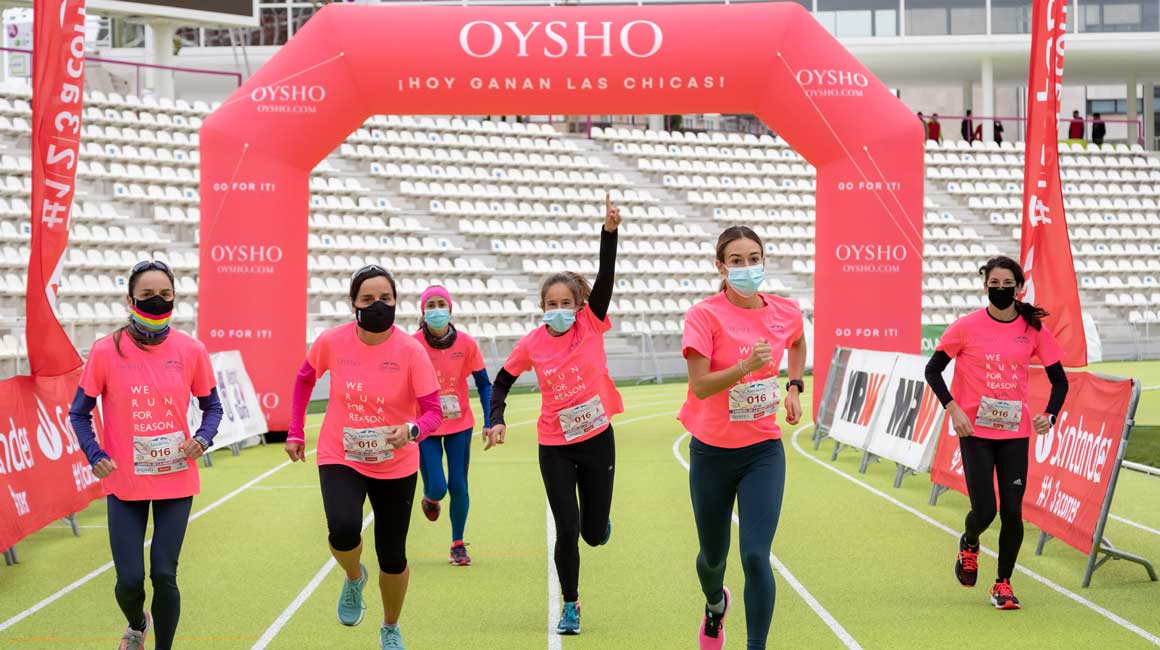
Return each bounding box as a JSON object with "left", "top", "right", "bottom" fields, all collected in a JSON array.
[
  {"left": 449, "top": 541, "right": 472, "bottom": 566},
  {"left": 421, "top": 497, "right": 441, "bottom": 522},
  {"left": 380, "top": 624, "right": 405, "bottom": 649},
  {"left": 599, "top": 519, "right": 612, "bottom": 546},
  {"left": 698, "top": 587, "right": 731, "bottom": 650},
  {"left": 955, "top": 534, "right": 980, "bottom": 587},
  {"left": 990, "top": 579, "right": 1021, "bottom": 610},
  {"left": 557, "top": 601, "right": 581, "bottom": 635},
  {"left": 117, "top": 611, "right": 150, "bottom": 650},
  {"left": 336, "top": 563, "right": 368, "bottom": 626}
]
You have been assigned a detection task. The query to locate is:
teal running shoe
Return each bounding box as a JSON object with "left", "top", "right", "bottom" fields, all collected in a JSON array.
[
  {"left": 380, "top": 624, "right": 405, "bottom": 649},
  {"left": 336, "top": 563, "right": 367, "bottom": 626},
  {"left": 557, "top": 601, "right": 581, "bottom": 635}
]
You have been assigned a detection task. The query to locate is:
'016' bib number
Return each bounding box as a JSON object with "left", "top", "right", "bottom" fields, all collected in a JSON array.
[
  {"left": 558, "top": 395, "right": 609, "bottom": 441},
  {"left": 133, "top": 431, "right": 187, "bottom": 476},
  {"left": 728, "top": 378, "right": 781, "bottom": 422},
  {"left": 975, "top": 397, "right": 1023, "bottom": 431},
  {"left": 343, "top": 427, "right": 395, "bottom": 464}
]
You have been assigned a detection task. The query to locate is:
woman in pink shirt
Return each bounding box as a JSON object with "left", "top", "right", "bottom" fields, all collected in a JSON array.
[
  {"left": 925, "top": 256, "right": 1068, "bottom": 610},
  {"left": 679, "top": 226, "right": 806, "bottom": 650},
  {"left": 413, "top": 285, "right": 492, "bottom": 567},
  {"left": 481, "top": 194, "right": 622, "bottom": 636},
  {"left": 68, "top": 260, "right": 223, "bottom": 650},
  {"left": 285, "top": 265, "right": 442, "bottom": 650}
]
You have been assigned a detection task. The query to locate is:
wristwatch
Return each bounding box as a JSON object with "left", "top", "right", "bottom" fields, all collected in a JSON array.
[
  {"left": 786, "top": 379, "right": 805, "bottom": 394},
  {"left": 1045, "top": 413, "right": 1057, "bottom": 426},
  {"left": 193, "top": 435, "right": 210, "bottom": 451},
  {"left": 406, "top": 422, "right": 420, "bottom": 442}
]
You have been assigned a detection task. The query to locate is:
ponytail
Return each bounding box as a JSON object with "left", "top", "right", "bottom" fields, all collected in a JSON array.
[
  {"left": 111, "top": 325, "right": 149, "bottom": 358},
  {"left": 1014, "top": 300, "right": 1048, "bottom": 331}
]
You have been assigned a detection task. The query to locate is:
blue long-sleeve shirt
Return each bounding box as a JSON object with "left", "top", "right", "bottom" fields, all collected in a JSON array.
[
  {"left": 68, "top": 387, "right": 225, "bottom": 466},
  {"left": 472, "top": 368, "right": 493, "bottom": 430}
]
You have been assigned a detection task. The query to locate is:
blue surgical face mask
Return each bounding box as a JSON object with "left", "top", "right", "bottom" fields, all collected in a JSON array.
[
  {"left": 543, "top": 309, "right": 577, "bottom": 333},
  {"left": 424, "top": 307, "right": 451, "bottom": 329},
  {"left": 727, "top": 263, "right": 765, "bottom": 296}
]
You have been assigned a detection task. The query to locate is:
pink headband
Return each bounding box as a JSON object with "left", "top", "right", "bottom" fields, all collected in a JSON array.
[{"left": 420, "top": 285, "right": 452, "bottom": 313}]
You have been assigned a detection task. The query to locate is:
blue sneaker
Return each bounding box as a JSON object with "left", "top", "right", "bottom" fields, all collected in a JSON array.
[
  {"left": 336, "top": 564, "right": 367, "bottom": 626},
  {"left": 557, "top": 601, "right": 581, "bottom": 635},
  {"left": 600, "top": 519, "right": 612, "bottom": 546},
  {"left": 380, "top": 624, "right": 405, "bottom": 649}
]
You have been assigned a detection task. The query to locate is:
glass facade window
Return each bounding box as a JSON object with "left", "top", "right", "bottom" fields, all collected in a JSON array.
[
  {"left": 991, "top": 0, "right": 1032, "bottom": 33},
  {"left": 817, "top": 0, "right": 899, "bottom": 37},
  {"left": 906, "top": 0, "right": 986, "bottom": 35},
  {"left": 1081, "top": 0, "right": 1160, "bottom": 32}
]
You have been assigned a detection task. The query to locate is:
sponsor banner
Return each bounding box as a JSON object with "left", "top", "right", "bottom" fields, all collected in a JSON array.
[
  {"left": 920, "top": 324, "right": 948, "bottom": 356},
  {"left": 0, "top": 369, "right": 104, "bottom": 551},
  {"left": 1020, "top": 0, "right": 1085, "bottom": 366},
  {"left": 930, "top": 369, "right": 1133, "bottom": 556},
  {"left": 186, "top": 351, "right": 268, "bottom": 451},
  {"left": 27, "top": 0, "right": 86, "bottom": 376},
  {"left": 200, "top": 3, "right": 924, "bottom": 427},
  {"left": 864, "top": 353, "right": 949, "bottom": 472},
  {"left": 827, "top": 349, "right": 896, "bottom": 449}
]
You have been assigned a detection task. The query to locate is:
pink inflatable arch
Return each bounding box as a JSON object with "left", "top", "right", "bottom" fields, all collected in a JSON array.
[{"left": 199, "top": 2, "right": 924, "bottom": 429}]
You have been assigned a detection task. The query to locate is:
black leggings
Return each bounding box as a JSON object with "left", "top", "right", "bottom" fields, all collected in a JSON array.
[
  {"left": 539, "top": 425, "right": 616, "bottom": 603},
  {"left": 689, "top": 437, "right": 785, "bottom": 650},
  {"left": 319, "top": 464, "right": 417, "bottom": 574},
  {"left": 107, "top": 495, "right": 193, "bottom": 650},
  {"left": 959, "top": 436, "right": 1029, "bottom": 580}
]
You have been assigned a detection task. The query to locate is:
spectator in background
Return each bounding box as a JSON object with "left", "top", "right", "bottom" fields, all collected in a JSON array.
[
  {"left": 961, "top": 110, "right": 974, "bottom": 142},
  {"left": 973, "top": 123, "right": 983, "bottom": 142},
  {"left": 918, "top": 112, "right": 928, "bottom": 139},
  {"left": 1092, "top": 113, "right": 1107, "bottom": 145},
  {"left": 1069, "top": 110, "right": 1085, "bottom": 140},
  {"left": 994, "top": 121, "right": 1005, "bottom": 145},
  {"left": 928, "top": 114, "right": 943, "bottom": 142}
]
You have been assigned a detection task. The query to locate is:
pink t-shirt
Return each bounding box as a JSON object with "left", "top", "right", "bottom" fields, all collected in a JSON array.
[
  {"left": 505, "top": 305, "right": 624, "bottom": 446},
  {"left": 937, "top": 308, "right": 1063, "bottom": 440},
  {"left": 413, "top": 329, "right": 486, "bottom": 436},
  {"left": 79, "top": 331, "right": 216, "bottom": 501},
  {"left": 309, "top": 323, "right": 440, "bottom": 479},
  {"left": 678, "top": 292, "right": 804, "bottom": 448}
]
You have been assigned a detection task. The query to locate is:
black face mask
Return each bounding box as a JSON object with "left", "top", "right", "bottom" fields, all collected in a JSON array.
[
  {"left": 356, "top": 300, "right": 395, "bottom": 333},
  {"left": 988, "top": 286, "right": 1016, "bottom": 310},
  {"left": 133, "top": 295, "right": 174, "bottom": 316}
]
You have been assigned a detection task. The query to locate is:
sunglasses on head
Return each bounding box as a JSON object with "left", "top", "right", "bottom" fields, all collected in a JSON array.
[
  {"left": 131, "top": 260, "right": 172, "bottom": 276},
  {"left": 351, "top": 264, "right": 389, "bottom": 281}
]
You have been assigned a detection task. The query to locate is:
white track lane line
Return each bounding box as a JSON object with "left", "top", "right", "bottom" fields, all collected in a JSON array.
[
  {"left": 547, "top": 500, "right": 563, "bottom": 650},
  {"left": 789, "top": 426, "right": 1160, "bottom": 647},
  {"left": 0, "top": 426, "right": 323, "bottom": 634},
  {"left": 251, "top": 512, "right": 375, "bottom": 650},
  {"left": 1108, "top": 514, "right": 1160, "bottom": 538},
  {"left": 672, "top": 432, "right": 863, "bottom": 650}
]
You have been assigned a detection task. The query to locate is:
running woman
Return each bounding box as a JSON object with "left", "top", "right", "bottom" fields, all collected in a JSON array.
[
  {"left": 285, "top": 265, "right": 443, "bottom": 650},
  {"left": 68, "top": 260, "right": 224, "bottom": 650},
  {"left": 679, "top": 226, "right": 806, "bottom": 650},
  {"left": 925, "top": 255, "right": 1069, "bottom": 610},
  {"left": 481, "top": 193, "right": 622, "bottom": 636},
  {"left": 413, "top": 285, "right": 492, "bottom": 566}
]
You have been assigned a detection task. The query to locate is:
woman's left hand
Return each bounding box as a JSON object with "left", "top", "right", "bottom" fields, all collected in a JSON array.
[
  {"left": 1032, "top": 414, "right": 1053, "bottom": 436},
  {"left": 180, "top": 438, "right": 206, "bottom": 460},
  {"left": 784, "top": 390, "right": 802, "bottom": 426},
  {"left": 604, "top": 192, "right": 621, "bottom": 232}
]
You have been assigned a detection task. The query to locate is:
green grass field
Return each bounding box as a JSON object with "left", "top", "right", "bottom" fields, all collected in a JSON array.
[{"left": 1, "top": 363, "right": 1158, "bottom": 649}]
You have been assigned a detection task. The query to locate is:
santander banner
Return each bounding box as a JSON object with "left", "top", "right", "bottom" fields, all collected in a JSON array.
[
  {"left": 930, "top": 369, "right": 1132, "bottom": 555},
  {"left": 27, "top": 0, "right": 85, "bottom": 376},
  {"left": 1020, "top": 0, "right": 1086, "bottom": 367},
  {"left": 199, "top": 3, "right": 924, "bottom": 428}
]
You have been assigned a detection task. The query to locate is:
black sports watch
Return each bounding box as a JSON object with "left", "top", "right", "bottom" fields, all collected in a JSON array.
[
  {"left": 786, "top": 379, "right": 805, "bottom": 394},
  {"left": 1045, "top": 413, "right": 1057, "bottom": 426},
  {"left": 193, "top": 435, "right": 210, "bottom": 451},
  {"left": 406, "top": 422, "right": 420, "bottom": 442}
]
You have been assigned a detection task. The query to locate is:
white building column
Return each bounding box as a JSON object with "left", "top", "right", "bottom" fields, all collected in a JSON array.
[
  {"left": 981, "top": 57, "right": 995, "bottom": 142},
  {"left": 145, "top": 21, "right": 177, "bottom": 98},
  {"left": 1126, "top": 72, "right": 1138, "bottom": 145},
  {"left": 647, "top": 115, "right": 664, "bottom": 131},
  {"left": 1144, "top": 82, "right": 1156, "bottom": 151},
  {"left": 962, "top": 81, "right": 973, "bottom": 112}
]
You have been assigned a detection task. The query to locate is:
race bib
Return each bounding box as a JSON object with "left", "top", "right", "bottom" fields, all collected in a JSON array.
[
  {"left": 557, "top": 394, "right": 609, "bottom": 441},
  {"left": 975, "top": 397, "right": 1023, "bottom": 431},
  {"left": 440, "top": 394, "right": 462, "bottom": 420},
  {"left": 342, "top": 427, "right": 395, "bottom": 464},
  {"left": 728, "top": 378, "right": 781, "bottom": 422},
  {"left": 133, "top": 432, "right": 187, "bottom": 476}
]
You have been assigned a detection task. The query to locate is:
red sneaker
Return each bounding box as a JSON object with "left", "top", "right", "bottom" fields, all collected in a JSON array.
[
  {"left": 990, "top": 579, "right": 1021, "bottom": 610},
  {"left": 449, "top": 542, "right": 472, "bottom": 567},
  {"left": 698, "top": 587, "right": 730, "bottom": 650},
  {"left": 955, "top": 535, "right": 980, "bottom": 587},
  {"left": 421, "top": 497, "right": 441, "bottom": 522}
]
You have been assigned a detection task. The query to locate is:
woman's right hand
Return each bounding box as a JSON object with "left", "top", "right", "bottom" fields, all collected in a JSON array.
[
  {"left": 742, "top": 339, "right": 773, "bottom": 374},
  {"left": 92, "top": 458, "right": 117, "bottom": 479},
  {"left": 948, "top": 402, "right": 974, "bottom": 438},
  {"left": 482, "top": 425, "right": 506, "bottom": 451},
  {"left": 284, "top": 441, "right": 306, "bottom": 462}
]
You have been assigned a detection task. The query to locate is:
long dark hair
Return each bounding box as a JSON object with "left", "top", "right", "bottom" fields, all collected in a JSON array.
[
  {"left": 979, "top": 256, "right": 1048, "bottom": 331},
  {"left": 113, "top": 263, "right": 176, "bottom": 357},
  {"left": 540, "top": 272, "right": 591, "bottom": 308},
  {"left": 716, "top": 226, "right": 765, "bottom": 292}
]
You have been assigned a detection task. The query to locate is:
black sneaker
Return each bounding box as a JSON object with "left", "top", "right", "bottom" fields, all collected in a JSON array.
[
  {"left": 990, "top": 579, "right": 1021, "bottom": 610},
  {"left": 956, "top": 534, "right": 980, "bottom": 587},
  {"left": 698, "top": 587, "right": 730, "bottom": 650}
]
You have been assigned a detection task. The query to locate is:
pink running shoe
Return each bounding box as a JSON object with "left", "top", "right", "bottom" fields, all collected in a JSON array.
[{"left": 698, "top": 587, "right": 731, "bottom": 650}]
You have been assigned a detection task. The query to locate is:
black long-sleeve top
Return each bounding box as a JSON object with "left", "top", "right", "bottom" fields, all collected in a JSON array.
[{"left": 924, "top": 351, "right": 1069, "bottom": 418}]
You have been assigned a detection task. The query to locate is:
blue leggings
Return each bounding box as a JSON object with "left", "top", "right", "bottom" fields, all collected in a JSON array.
[
  {"left": 689, "top": 437, "right": 786, "bottom": 650},
  {"left": 418, "top": 428, "right": 472, "bottom": 542}
]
